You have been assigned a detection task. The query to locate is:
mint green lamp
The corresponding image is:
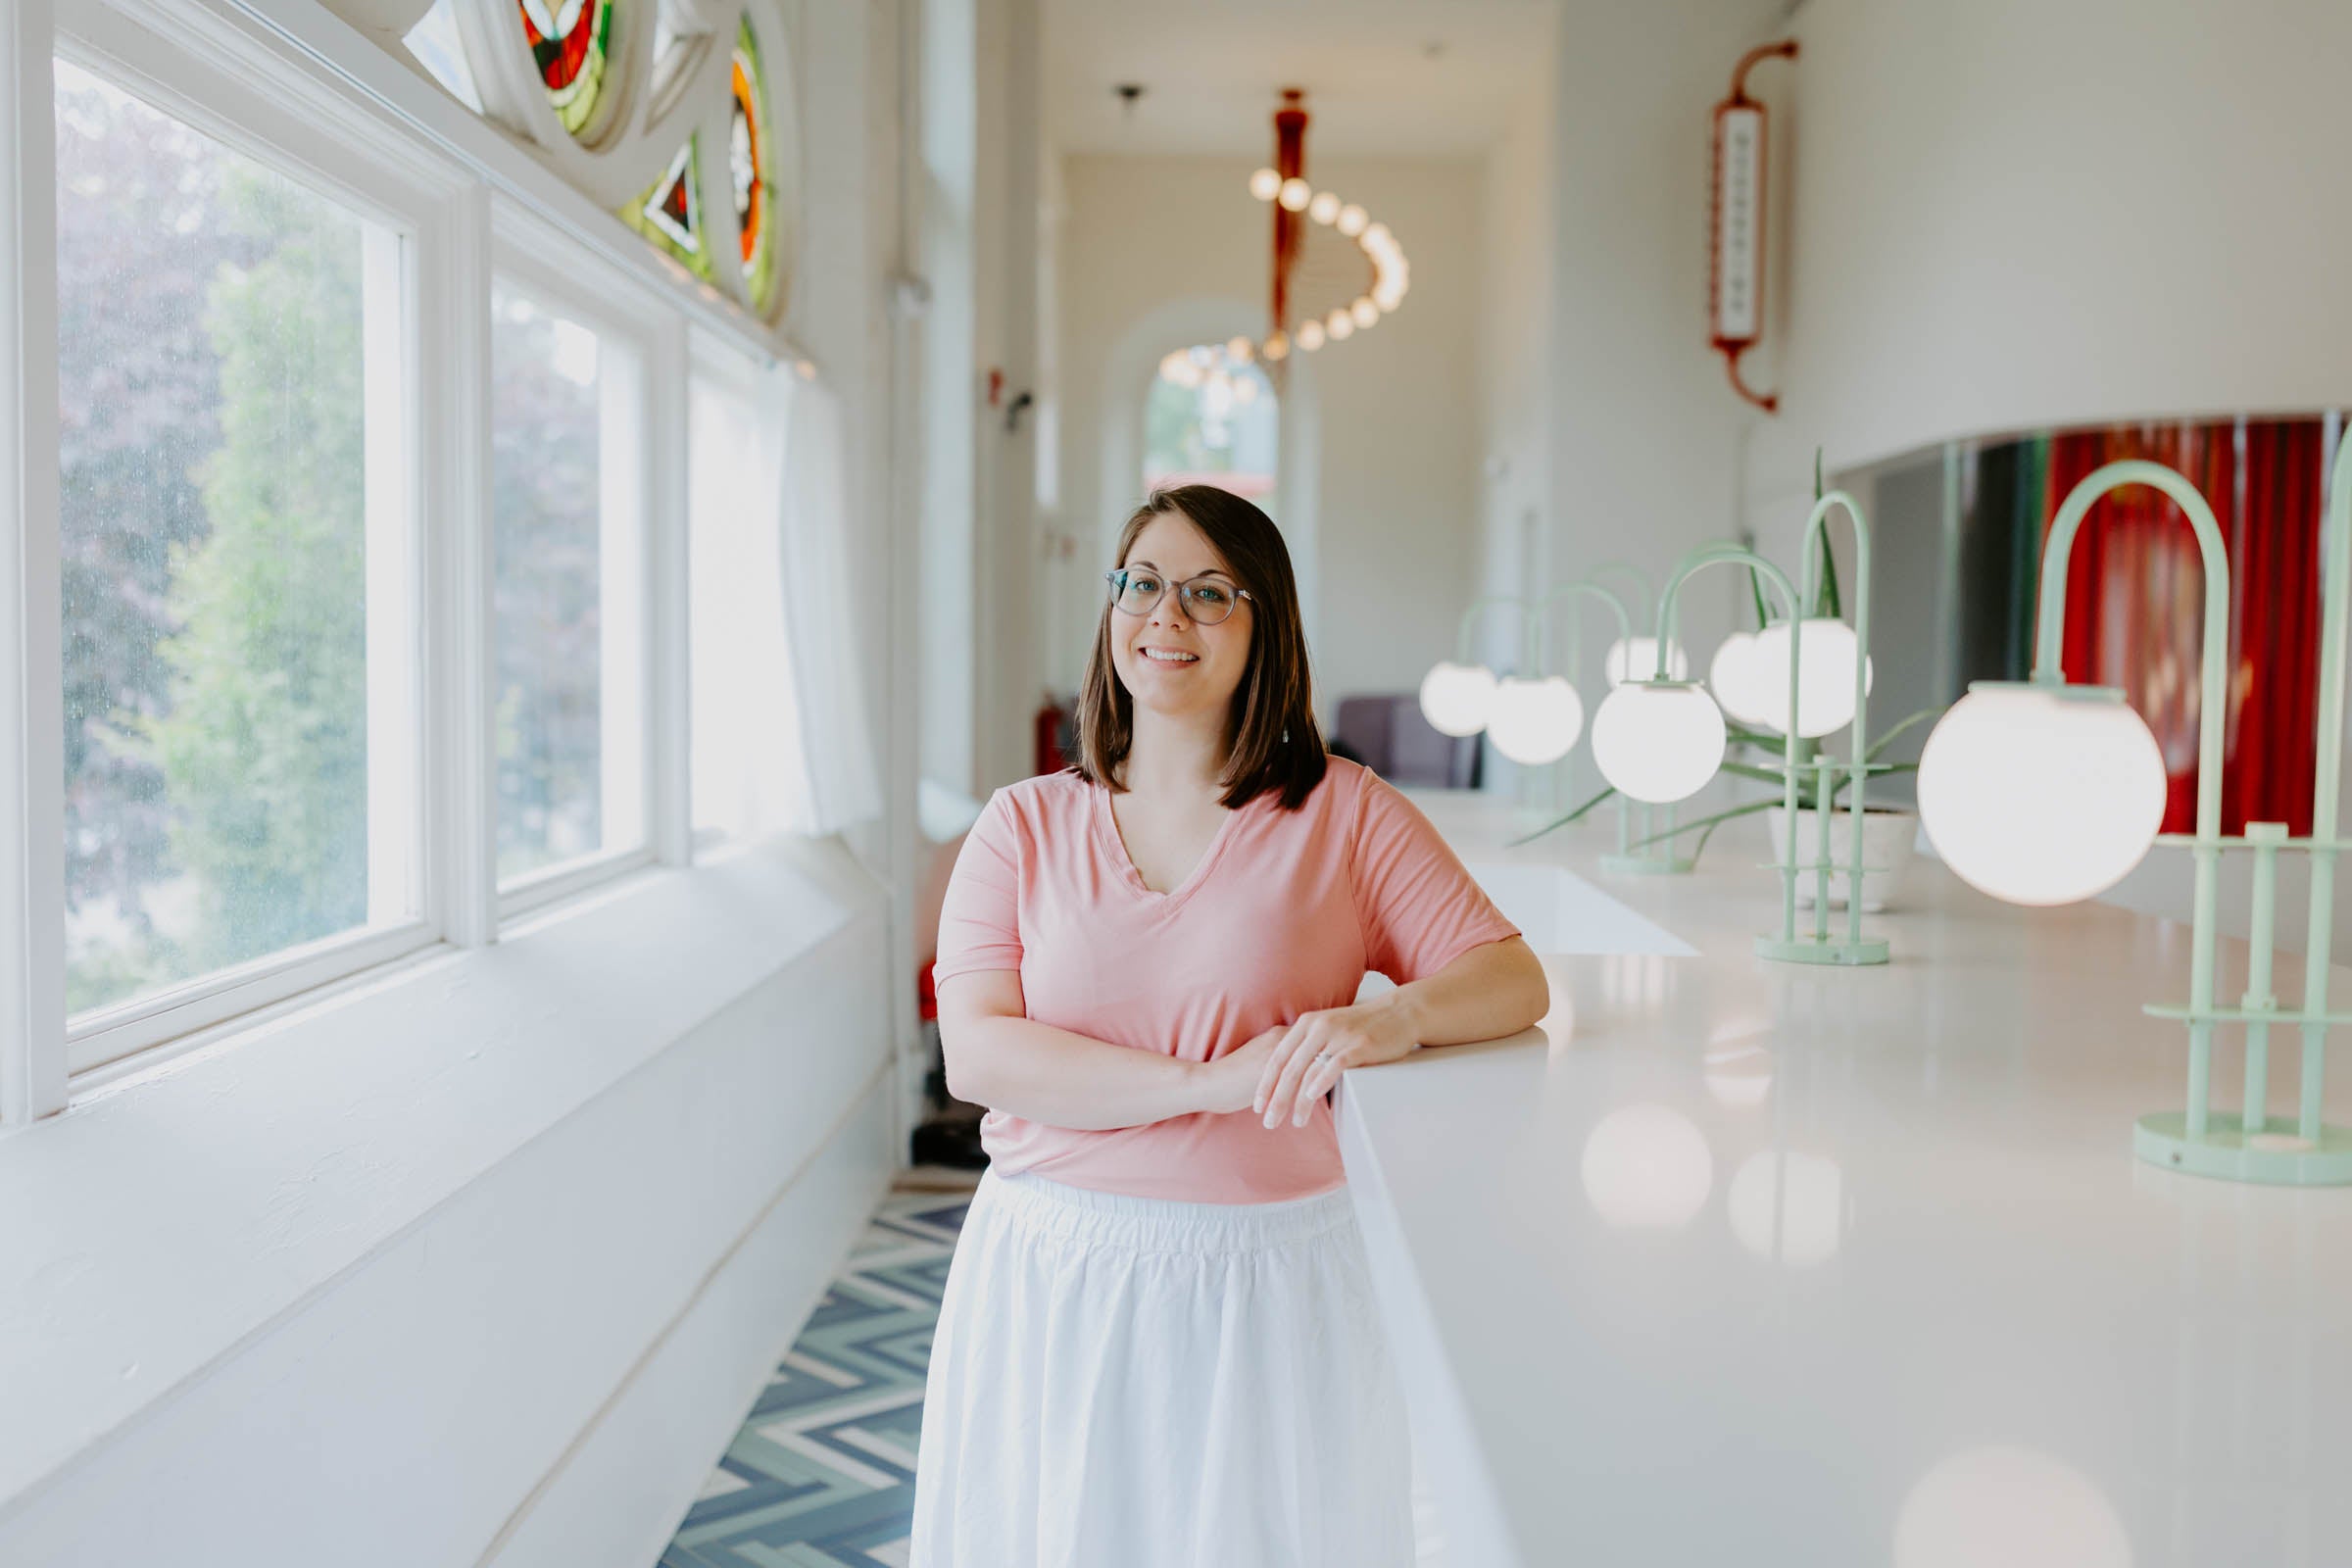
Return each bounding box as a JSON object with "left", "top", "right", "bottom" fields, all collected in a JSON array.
[
  {"left": 1585, "top": 559, "right": 1704, "bottom": 875},
  {"left": 1917, "top": 452, "right": 2352, "bottom": 1185},
  {"left": 1531, "top": 578, "right": 1640, "bottom": 858},
  {"left": 1594, "top": 496, "right": 1892, "bottom": 967}
]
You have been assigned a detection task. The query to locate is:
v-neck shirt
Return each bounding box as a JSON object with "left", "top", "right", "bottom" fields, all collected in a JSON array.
[{"left": 932, "top": 759, "right": 1521, "bottom": 1203}]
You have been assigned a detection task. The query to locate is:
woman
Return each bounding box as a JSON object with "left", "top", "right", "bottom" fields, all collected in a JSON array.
[{"left": 910, "top": 485, "right": 1548, "bottom": 1567}]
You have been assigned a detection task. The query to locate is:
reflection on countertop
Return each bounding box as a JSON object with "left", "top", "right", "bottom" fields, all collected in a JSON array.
[{"left": 1340, "top": 795, "right": 2352, "bottom": 1568}]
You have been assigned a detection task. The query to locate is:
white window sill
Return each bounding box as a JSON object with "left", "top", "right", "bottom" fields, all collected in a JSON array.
[{"left": 0, "top": 833, "right": 887, "bottom": 1509}]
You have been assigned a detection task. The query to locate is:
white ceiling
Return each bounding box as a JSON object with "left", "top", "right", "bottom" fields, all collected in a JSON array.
[{"left": 1043, "top": 0, "right": 1559, "bottom": 158}]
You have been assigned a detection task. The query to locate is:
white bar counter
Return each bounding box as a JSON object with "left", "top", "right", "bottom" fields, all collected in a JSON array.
[{"left": 1340, "top": 794, "right": 2352, "bottom": 1568}]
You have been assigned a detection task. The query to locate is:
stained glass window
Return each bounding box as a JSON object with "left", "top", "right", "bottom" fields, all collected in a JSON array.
[
  {"left": 624, "top": 138, "right": 712, "bottom": 280},
  {"left": 730, "top": 15, "right": 776, "bottom": 315},
  {"left": 519, "top": 0, "right": 613, "bottom": 137}
]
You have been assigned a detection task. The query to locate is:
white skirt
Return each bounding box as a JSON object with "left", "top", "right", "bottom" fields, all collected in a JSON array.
[{"left": 909, "top": 1166, "right": 1416, "bottom": 1568}]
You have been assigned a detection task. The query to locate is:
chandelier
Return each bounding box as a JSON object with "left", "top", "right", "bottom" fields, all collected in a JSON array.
[{"left": 1241, "top": 88, "right": 1410, "bottom": 365}]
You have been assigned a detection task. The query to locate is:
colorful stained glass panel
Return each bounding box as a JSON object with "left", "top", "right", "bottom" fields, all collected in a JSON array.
[
  {"left": 519, "top": 0, "right": 612, "bottom": 136},
  {"left": 730, "top": 15, "right": 776, "bottom": 314}
]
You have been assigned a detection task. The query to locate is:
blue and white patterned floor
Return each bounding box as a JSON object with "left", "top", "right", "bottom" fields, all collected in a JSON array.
[{"left": 658, "top": 1187, "right": 970, "bottom": 1568}]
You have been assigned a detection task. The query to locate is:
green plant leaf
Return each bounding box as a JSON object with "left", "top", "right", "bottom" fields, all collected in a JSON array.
[
  {"left": 1633, "top": 798, "right": 1774, "bottom": 847},
  {"left": 1506, "top": 783, "right": 1618, "bottom": 846},
  {"left": 1862, "top": 705, "right": 1942, "bottom": 762}
]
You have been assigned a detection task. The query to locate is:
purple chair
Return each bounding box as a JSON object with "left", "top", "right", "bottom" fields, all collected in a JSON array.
[{"left": 1333, "top": 696, "right": 1481, "bottom": 789}]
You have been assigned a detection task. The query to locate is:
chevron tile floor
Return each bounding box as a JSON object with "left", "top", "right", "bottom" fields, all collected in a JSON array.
[{"left": 658, "top": 1185, "right": 971, "bottom": 1568}]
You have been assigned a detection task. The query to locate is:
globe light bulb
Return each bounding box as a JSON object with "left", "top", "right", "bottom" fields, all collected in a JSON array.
[
  {"left": 1419, "top": 661, "right": 1499, "bottom": 737},
  {"left": 1308, "top": 190, "right": 1341, "bottom": 224},
  {"left": 1602, "top": 635, "right": 1690, "bottom": 687},
  {"left": 1592, "top": 682, "right": 1726, "bottom": 804},
  {"left": 1225, "top": 334, "right": 1252, "bottom": 362},
  {"left": 1297, "top": 319, "right": 1327, "bottom": 351},
  {"left": 1350, "top": 297, "right": 1379, "bottom": 328},
  {"left": 1749, "top": 617, "right": 1873, "bottom": 737},
  {"left": 1336, "top": 203, "right": 1368, "bottom": 236},
  {"left": 1325, "top": 309, "right": 1354, "bottom": 341},
  {"left": 1707, "top": 629, "right": 1775, "bottom": 727},
  {"left": 1262, "top": 331, "right": 1290, "bottom": 362},
  {"left": 1916, "top": 684, "right": 2167, "bottom": 906},
  {"left": 1487, "top": 676, "right": 1586, "bottom": 765},
  {"left": 1250, "top": 168, "right": 1282, "bottom": 201},
  {"left": 1278, "top": 176, "right": 1312, "bottom": 212}
]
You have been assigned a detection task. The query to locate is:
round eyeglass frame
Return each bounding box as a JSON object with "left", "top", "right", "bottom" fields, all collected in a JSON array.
[{"left": 1103, "top": 567, "right": 1254, "bottom": 625}]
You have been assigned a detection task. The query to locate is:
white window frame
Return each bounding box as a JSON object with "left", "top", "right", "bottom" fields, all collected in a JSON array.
[
  {"left": 489, "top": 211, "right": 679, "bottom": 923},
  {"left": 0, "top": 0, "right": 790, "bottom": 1111},
  {"left": 48, "top": 4, "right": 463, "bottom": 1076}
]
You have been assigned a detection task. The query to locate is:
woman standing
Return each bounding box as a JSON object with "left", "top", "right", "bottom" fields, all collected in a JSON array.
[{"left": 909, "top": 486, "right": 1547, "bottom": 1567}]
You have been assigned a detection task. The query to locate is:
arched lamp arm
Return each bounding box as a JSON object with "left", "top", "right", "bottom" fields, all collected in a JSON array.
[
  {"left": 1450, "top": 594, "right": 1528, "bottom": 667},
  {"left": 1797, "top": 488, "right": 1877, "bottom": 947},
  {"left": 1529, "top": 581, "right": 1635, "bottom": 680}
]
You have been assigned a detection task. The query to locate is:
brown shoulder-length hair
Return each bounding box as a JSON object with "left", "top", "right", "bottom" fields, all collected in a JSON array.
[{"left": 1075, "top": 485, "right": 1327, "bottom": 810}]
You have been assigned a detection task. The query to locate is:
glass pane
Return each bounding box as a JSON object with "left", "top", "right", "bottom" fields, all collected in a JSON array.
[
  {"left": 492, "top": 284, "right": 607, "bottom": 881},
  {"left": 55, "top": 61, "right": 384, "bottom": 1016},
  {"left": 688, "top": 371, "right": 800, "bottom": 840},
  {"left": 1143, "top": 343, "right": 1278, "bottom": 506}
]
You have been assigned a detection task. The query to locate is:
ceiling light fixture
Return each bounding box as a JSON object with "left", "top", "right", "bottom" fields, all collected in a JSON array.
[{"left": 1239, "top": 88, "right": 1410, "bottom": 370}]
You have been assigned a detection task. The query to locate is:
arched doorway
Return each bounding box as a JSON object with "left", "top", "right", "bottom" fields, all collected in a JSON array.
[{"left": 1142, "top": 342, "right": 1279, "bottom": 507}]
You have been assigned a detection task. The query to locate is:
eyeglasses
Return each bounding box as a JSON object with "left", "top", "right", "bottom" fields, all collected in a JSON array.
[{"left": 1103, "top": 566, "right": 1252, "bottom": 625}]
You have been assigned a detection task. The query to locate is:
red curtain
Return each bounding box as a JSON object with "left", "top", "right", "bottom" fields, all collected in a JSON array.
[{"left": 2043, "top": 420, "right": 2325, "bottom": 835}]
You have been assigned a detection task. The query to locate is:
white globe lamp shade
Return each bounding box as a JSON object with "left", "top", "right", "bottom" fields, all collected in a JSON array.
[
  {"left": 1336, "top": 203, "right": 1369, "bottom": 236},
  {"left": 1603, "top": 634, "right": 1690, "bottom": 687},
  {"left": 1249, "top": 168, "right": 1282, "bottom": 201},
  {"left": 1750, "top": 617, "right": 1874, "bottom": 738},
  {"left": 1707, "top": 630, "right": 1775, "bottom": 727},
  {"left": 1488, "top": 676, "right": 1587, "bottom": 765},
  {"left": 1592, "top": 683, "right": 1727, "bottom": 804},
  {"left": 1916, "top": 684, "right": 2167, "bottom": 906},
  {"left": 1418, "top": 662, "right": 1498, "bottom": 738},
  {"left": 1278, "top": 176, "right": 1312, "bottom": 212},
  {"left": 1307, "top": 190, "right": 1341, "bottom": 224}
]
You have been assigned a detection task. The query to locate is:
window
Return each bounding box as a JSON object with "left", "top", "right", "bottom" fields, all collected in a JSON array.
[
  {"left": 688, "top": 352, "right": 802, "bottom": 842},
  {"left": 1144, "top": 343, "right": 1278, "bottom": 506},
  {"left": 54, "top": 59, "right": 418, "bottom": 1030},
  {"left": 490, "top": 280, "right": 647, "bottom": 889}
]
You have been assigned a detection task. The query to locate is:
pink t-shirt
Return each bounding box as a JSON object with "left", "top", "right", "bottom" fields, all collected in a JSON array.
[{"left": 932, "top": 758, "right": 1521, "bottom": 1203}]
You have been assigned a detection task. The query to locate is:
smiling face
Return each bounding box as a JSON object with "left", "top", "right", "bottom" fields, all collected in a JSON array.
[{"left": 1108, "top": 511, "right": 1253, "bottom": 727}]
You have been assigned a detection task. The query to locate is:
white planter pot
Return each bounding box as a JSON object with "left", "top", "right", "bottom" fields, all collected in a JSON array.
[{"left": 1766, "top": 806, "right": 1918, "bottom": 912}]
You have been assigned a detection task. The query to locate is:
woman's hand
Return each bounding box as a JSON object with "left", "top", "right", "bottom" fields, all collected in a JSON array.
[
  {"left": 1252, "top": 997, "right": 1420, "bottom": 1130},
  {"left": 1196, "top": 1026, "right": 1287, "bottom": 1116}
]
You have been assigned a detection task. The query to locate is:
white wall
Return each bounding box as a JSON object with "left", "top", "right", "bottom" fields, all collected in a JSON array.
[
  {"left": 0, "top": 0, "right": 917, "bottom": 1560},
  {"left": 1054, "top": 153, "right": 1483, "bottom": 729},
  {"left": 1758, "top": 0, "right": 2352, "bottom": 484},
  {"left": 0, "top": 843, "right": 896, "bottom": 1568}
]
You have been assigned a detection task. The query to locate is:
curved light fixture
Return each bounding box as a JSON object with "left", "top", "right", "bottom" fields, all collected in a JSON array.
[
  {"left": 1750, "top": 617, "right": 1873, "bottom": 737},
  {"left": 1918, "top": 684, "right": 2167, "bottom": 907},
  {"left": 1418, "top": 661, "right": 1499, "bottom": 738},
  {"left": 1592, "top": 682, "right": 1726, "bottom": 804},
  {"left": 1488, "top": 676, "right": 1586, "bottom": 765},
  {"left": 1707, "top": 629, "right": 1775, "bottom": 727},
  {"left": 1602, "top": 635, "right": 1690, "bottom": 687}
]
